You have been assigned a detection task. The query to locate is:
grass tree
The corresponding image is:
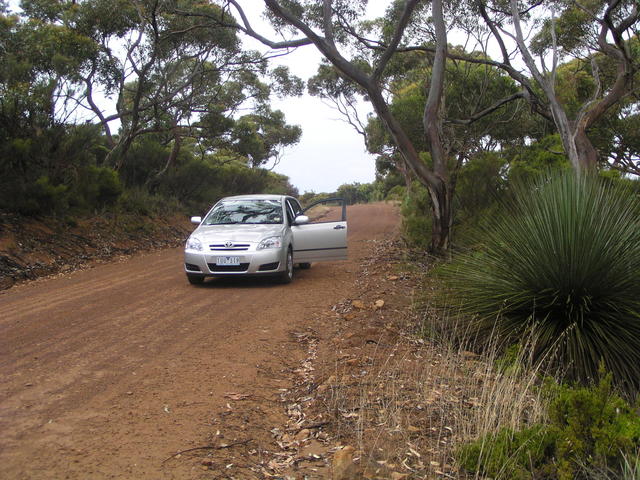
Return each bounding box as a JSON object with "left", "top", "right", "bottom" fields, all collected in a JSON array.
[{"left": 442, "top": 172, "right": 640, "bottom": 396}]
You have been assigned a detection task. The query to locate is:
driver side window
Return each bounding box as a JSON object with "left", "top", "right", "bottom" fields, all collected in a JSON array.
[{"left": 302, "top": 198, "right": 345, "bottom": 224}]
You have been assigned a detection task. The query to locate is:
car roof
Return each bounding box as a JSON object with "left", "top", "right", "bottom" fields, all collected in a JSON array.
[{"left": 219, "top": 194, "right": 289, "bottom": 202}]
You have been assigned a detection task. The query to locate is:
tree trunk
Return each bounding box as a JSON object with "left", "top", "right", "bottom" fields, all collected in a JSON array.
[
  {"left": 556, "top": 121, "right": 599, "bottom": 174},
  {"left": 573, "top": 127, "right": 599, "bottom": 172},
  {"left": 367, "top": 89, "right": 451, "bottom": 254},
  {"left": 429, "top": 179, "right": 451, "bottom": 253},
  {"left": 422, "top": 0, "right": 450, "bottom": 255},
  {"left": 147, "top": 130, "right": 182, "bottom": 191}
]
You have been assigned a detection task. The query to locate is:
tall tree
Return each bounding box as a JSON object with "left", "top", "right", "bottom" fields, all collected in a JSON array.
[
  {"left": 473, "top": 0, "right": 639, "bottom": 173},
  {"left": 15, "top": 0, "right": 302, "bottom": 176},
  {"left": 227, "top": 0, "right": 529, "bottom": 253}
]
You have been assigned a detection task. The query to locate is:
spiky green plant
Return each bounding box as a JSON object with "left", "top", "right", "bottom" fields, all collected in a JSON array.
[{"left": 442, "top": 172, "right": 640, "bottom": 395}]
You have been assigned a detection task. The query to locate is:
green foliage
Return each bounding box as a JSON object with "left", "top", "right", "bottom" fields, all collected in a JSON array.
[
  {"left": 231, "top": 108, "right": 301, "bottom": 167},
  {"left": 24, "top": 176, "right": 69, "bottom": 215},
  {"left": 549, "top": 373, "right": 640, "bottom": 479},
  {"left": 495, "top": 343, "right": 524, "bottom": 375},
  {"left": 336, "top": 182, "right": 376, "bottom": 205},
  {"left": 0, "top": 0, "right": 302, "bottom": 223},
  {"left": 531, "top": 4, "right": 592, "bottom": 56},
  {"left": 440, "top": 172, "right": 640, "bottom": 395},
  {"left": 458, "top": 424, "right": 557, "bottom": 479},
  {"left": 159, "top": 156, "right": 297, "bottom": 213},
  {"left": 298, "top": 191, "right": 333, "bottom": 206},
  {"left": 507, "top": 135, "right": 571, "bottom": 184},
  {"left": 117, "top": 188, "right": 181, "bottom": 217},
  {"left": 459, "top": 374, "right": 640, "bottom": 479},
  {"left": 385, "top": 184, "right": 405, "bottom": 202},
  {"left": 269, "top": 65, "right": 304, "bottom": 97},
  {"left": 400, "top": 181, "right": 432, "bottom": 250},
  {"left": 453, "top": 152, "right": 507, "bottom": 247},
  {"left": 367, "top": 50, "right": 530, "bottom": 157},
  {"left": 73, "top": 166, "right": 123, "bottom": 210}
]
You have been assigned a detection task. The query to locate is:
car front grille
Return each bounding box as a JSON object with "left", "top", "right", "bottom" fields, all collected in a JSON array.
[
  {"left": 207, "top": 263, "right": 250, "bottom": 273},
  {"left": 209, "top": 244, "right": 250, "bottom": 251}
]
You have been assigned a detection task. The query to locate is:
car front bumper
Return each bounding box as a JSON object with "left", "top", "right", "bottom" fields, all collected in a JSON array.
[{"left": 184, "top": 248, "right": 285, "bottom": 276}]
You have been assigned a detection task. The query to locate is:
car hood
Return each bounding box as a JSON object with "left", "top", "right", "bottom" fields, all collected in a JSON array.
[{"left": 193, "top": 224, "right": 285, "bottom": 244}]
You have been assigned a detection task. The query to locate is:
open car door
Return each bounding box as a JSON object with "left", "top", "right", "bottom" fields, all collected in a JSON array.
[{"left": 291, "top": 198, "right": 347, "bottom": 263}]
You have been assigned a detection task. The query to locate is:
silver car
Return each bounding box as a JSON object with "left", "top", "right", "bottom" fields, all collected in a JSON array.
[{"left": 184, "top": 194, "right": 348, "bottom": 284}]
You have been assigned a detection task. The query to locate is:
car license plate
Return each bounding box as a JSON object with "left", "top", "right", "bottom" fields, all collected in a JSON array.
[{"left": 216, "top": 256, "right": 240, "bottom": 266}]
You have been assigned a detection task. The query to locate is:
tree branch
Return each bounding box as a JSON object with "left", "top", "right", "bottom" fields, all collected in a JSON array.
[
  {"left": 372, "top": 0, "right": 420, "bottom": 82},
  {"left": 446, "top": 92, "right": 526, "bottom": 125},
  {"left": 225, "top": 0, "right": 312, "bottom": 49}
]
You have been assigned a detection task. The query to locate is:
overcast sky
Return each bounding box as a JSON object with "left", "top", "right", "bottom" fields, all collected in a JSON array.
[{"left": 242, "top": 3, "right": 389, "bottom": 194}]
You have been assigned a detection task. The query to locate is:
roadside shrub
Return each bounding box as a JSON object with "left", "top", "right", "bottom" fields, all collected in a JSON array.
[
  {"left": 73, "top": 165, "right": 123, "bottom": 210},
  {"left": 440, "top": 172, "right": 640, "bottom": 395},
  {"left": 400, "top": 181, "right": 432, "bottom": 250},
  {"left": 23, "top": 176, "right": 69, "bottom": 215},
  {"left": 458, "top": 424, "right": 557, "bottom": 479},
  {"left": 118, "top": 187, "right": 180, "bottom": 216},
  {"left": 458, "top": 373, "right": 640, "bottom": 479},
  {"left": 453, "top": 152, "right": 506, "bottom": 247},
  {"left": 384, "top": 184, "right": 405, "bottom": 202},
  {"left": 549, "top": 373, "right": 640, "bottom": 479}
]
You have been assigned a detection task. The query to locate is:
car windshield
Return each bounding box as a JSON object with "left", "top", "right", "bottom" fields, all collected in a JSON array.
[{"left": 203, "top": 199, "right": 283, "bottom": 225}]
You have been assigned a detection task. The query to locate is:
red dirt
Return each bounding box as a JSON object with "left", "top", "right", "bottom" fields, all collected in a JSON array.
[{"left": 0, "top": 203, "right": 400, "bottom": 479}]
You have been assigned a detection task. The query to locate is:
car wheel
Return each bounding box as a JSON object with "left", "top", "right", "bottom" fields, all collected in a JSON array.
[
  {"left": 187, "top": 273, "right": 204, "bottom": 285},
  {"left": 298, "top": 262, "right": 311, "bottom": 269},
  {"left": 279, "top": 248, "right": 294, "bottom": 284}
]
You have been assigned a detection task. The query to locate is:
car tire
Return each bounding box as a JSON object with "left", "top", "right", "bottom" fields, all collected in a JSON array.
[
  {"left": 187, "top": 273, "right": 204, "bottom": 285},
  {"left": 279, "top": 248, "right": 294, "bottom": 284},
  {"left": 298, "top": 262, "right": 311, "bottom": 269}
]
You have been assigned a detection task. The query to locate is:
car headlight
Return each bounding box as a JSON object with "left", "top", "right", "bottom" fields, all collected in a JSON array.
[
  {"left": 186, "top": 236, "right": 203, "bottom": 251},
  {"left": 257, "top": 236, "right": 282, "bottom": 250}
]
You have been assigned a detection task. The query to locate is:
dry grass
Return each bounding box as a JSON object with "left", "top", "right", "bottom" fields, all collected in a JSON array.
[
  {"left": 313, "top": 255, "right": 551, "bottom": 479},
  {"left": 273, "top": 240, "right": 557, "bottom": 479}
]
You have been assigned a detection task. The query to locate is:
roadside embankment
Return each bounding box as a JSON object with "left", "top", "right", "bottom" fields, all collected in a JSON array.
[{"left": 0, "top": 212, "right": 191, "bottom": 290}]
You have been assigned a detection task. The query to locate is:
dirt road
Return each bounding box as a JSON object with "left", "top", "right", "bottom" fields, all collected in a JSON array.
[{"left": 0, "top": 203, "right": 399, "bottom": 479}]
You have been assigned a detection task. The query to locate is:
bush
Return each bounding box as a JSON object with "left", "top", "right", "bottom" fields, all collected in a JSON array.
[
  {"left": 458, "top": 425, "right": 557, "bottom": 479},
  {"left": 458, "top": 373, "right": 640, "bottom": 479},
  {"left": 385, "top": 184, "right": 405, "bottom": 202},
  {"left": 453, "top": 152, "right": 506, "bottom": 247},
  {"left": 549, "top": 373, "right": 640, "bottom": 479},
  {"left": 118, "top": 187, "right": 181, "bottom": 216},
  {"left": 22, "top": 176, "right": 69, "bottom": 215},
  {"left": 400, "top": 181, "right": 432, "bottom": 250},
  {"left": 440, "top": 172, "right": 640, "bottom": 395},
  {"left": 73, "top": 165, "right": 123, "bottom": 210}
]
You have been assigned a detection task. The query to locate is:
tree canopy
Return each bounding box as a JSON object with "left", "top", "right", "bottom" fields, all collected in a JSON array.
[
  {"left": 0, "top": 0, "right": 302, "bottom": 216},
  {"left": 224, "top": 0, "right": 638, "bottom": 252}
]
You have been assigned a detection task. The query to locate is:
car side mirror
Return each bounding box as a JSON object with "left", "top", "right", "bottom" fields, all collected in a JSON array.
[
  {"left": 294, "top": 215, "right": 309, "bottom": 225},
  {"left": 190, "top": 216, "right": 202, "bottom": 225}
]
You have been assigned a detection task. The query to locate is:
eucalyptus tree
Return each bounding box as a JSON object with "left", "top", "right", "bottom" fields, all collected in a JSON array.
[
  {"left": 0, "top": 0, "right": 103, "bottom": 204},
  {"left": 361, "top": 49, "right": 531, "bottom": 175},
  {"left": 74, "top": 0, "right": 263, "bottom": 171},
  {"left": 12, "top": 0, "right": 302, "bottom": 179},
  {"left": 470, "top": 0, "right": 639, "bottom": 173},
  {"left": 225, "top": 0, "right": 531, "bottom": 253}
]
